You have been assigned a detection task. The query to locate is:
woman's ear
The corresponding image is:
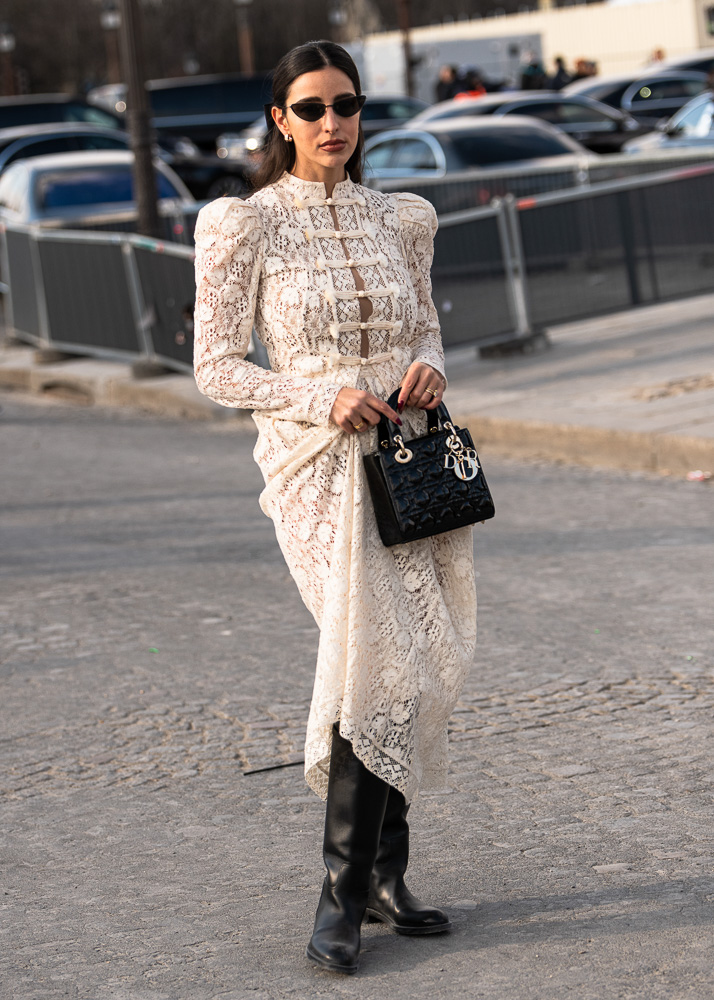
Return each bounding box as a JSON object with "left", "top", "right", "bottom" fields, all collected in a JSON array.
[{"left": 271, "top": 105, "right": 290, "bottom": 139}]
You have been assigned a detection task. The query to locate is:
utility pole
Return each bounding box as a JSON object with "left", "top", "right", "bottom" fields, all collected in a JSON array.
[
  {"left": 396, "top": 0, "right": 414, "bottom": 97},
  {"left": 118, "top": 0, "right": 160, "bottom": 239}
]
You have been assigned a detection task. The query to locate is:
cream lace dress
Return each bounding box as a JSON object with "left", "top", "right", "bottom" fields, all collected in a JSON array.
[{"left": 193, "top": 172, "right": 477, "bottom": 802}]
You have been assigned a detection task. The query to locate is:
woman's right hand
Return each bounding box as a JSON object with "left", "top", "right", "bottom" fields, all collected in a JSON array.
[{"left": 329, "top": 387, "right": 402, "bottom": 435}]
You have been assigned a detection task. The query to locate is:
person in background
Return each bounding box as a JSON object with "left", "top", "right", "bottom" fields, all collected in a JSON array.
[
  {"left": 435, "top": 64, "right": 459, "bottom": 102},
  {"left": 572, "top": 58, "right": 598, "bottom": 81},
  {"left": 549, "top": 56, "right": 572, "bottom": 91},
  {"left": 454, "top": 69, "right": 486, "bottom": 100},
  {"left": 520, "top": 53, "right": 547, "bottom": 90}
]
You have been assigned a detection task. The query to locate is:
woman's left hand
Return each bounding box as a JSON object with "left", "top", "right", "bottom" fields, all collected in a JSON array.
[{"left": 397, "top": 362, "right": 445, "bottom": 412}]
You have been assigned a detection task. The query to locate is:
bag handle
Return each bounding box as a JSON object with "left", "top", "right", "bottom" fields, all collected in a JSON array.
[{"left": 377, "top": 388, "right": 453, "bottom": 450}]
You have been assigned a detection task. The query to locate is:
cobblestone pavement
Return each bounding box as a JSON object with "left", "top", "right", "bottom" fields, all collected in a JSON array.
[{"left": 1, "top": 391, "right": 713, "bottom": 1000}]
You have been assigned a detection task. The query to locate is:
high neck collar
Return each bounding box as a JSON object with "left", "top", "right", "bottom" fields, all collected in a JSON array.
[{"left": 279, "top": 171, "right": 356, "bottom": 199}]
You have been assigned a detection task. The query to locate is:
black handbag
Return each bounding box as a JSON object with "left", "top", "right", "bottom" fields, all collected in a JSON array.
[{"left": 363, "top": 388, "right": 495, "bottom": 547}]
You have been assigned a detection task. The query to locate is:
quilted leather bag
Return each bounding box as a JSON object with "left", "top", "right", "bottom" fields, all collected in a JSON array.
[{"left": 363, "top": 389, "right": 495, "bottom": 547}]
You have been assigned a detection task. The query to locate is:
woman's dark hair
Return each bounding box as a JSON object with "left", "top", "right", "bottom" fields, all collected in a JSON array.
[{"left": 251, "top": 40, "right": 364, "bottom": 191}]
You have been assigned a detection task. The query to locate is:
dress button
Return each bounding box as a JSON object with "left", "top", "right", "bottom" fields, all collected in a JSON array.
[
  {"left": 360, "top": 322, "right": 367, "bottom": 329},
  {"left": 346, "top": 259, "right": 355, "bottom": 267}
]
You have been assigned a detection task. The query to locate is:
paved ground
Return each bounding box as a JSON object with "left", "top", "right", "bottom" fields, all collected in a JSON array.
[{"left": 2, "top": 391, "right": 713, "bottom": 999}]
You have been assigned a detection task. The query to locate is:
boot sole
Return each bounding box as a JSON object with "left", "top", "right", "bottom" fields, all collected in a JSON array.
[
  {"left": 365, "top": 909, "right": 452, "bottom": 935},
  {"left": 306, "top": 943, "right": 359, "bottom": 975}
]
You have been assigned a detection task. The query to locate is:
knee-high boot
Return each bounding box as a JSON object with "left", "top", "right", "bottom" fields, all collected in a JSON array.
[
  {"left": 365, "top": 786, "right": 451, "bottom": 935},
  {"left": 306, "top": 727, "right": 390, "bottom": 974}
]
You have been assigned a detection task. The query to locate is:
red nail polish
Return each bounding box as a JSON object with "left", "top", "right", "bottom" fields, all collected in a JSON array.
[
  {"left": 398, "top": 401, "right": 404, "bottom": 412},
  {"left": 396, "top": 417, "right": 402, "bottom": 426}
]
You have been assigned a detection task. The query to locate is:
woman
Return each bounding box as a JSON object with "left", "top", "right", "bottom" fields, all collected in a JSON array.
[{"left": 193, "top": 40, "right": 477, "bottom": 974}]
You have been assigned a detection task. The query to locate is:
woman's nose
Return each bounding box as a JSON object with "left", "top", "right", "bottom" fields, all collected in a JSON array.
[{"left": 323, "top": 107, "right": 339, "bottom": 131}]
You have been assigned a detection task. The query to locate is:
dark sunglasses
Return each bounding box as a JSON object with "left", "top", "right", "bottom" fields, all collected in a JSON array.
[{"left": 286, "top": 94, "right": 366, "bottom": 122}]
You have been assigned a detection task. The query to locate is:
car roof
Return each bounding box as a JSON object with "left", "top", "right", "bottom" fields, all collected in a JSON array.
[
  {"left": 0, "top": 122, "right": 126, "bottom": 142},
  {"left": 565, "top": 68, "right": 708, "bottom": 93},
  {"left": 404, "top": 115, "right": 566, "bottom": 134},
  {"left": 7, "top": 150, "right": 140, "bottom": 173}
]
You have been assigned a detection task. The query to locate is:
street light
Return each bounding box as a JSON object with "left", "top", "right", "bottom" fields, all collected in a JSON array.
[
  {"left": 233, "top": 0, "right": 254, "bottom": 75},
  {"left": 0, "top": 23, "right": 16, "bottom": 97},
  {"left": 100, "top": 1, "right": 122, "bottom": 85}
]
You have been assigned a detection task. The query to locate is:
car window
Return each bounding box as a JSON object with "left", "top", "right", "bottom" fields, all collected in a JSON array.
[
  {"left": 676, "top": 99, "right": 714, "bottom": 135},
  {"left": 631, "top": 78, "right": 705, "bottom": 103},
  {"left": 62, "top": 103, "right": 122, "bottom": 128},
  {"left": 361, "top": 100, "right": 419, "bottom": 122},
  {"left": 35, "top": 166, "right": 180, "bottom": 209},
  {"left": 450, "top": 127, "right": 572, "bottom": 167},
  {"left": 555, "top": 102, "right": 615, "bottom": 124},
  {"left": 507, "top": 101, "right": 564, "bottom": 123},
  {"left": 390, "top": 138, "right": 438, "bottom": 170},
  {"left": 78, "top": 135, "right": 129, "bottom": 151},
  {"left": 0, "top": 103, "right": 66, "bottom": 128},
  {"left": 149, "top": 78, "right": 269, "bottom": 116},
  {"left": 4, "top": 136, "right": 79, "bottom": 166},
  {"left": 576, "top": 83, "right": 630, "bottom": 107},
  {"left": 365, "top": 140, "right": 397, "bottom": 169}
]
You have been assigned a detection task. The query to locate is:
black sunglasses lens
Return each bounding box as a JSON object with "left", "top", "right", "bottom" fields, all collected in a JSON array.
[
  {"left": 290, "top": 96, "right": 365, "bottom": 121},
  {"left": 292, "top": 103, "right": 325, "bottom": 122},
  {"left": 334, "top": 96, "right": 363, "bottom": 117}
]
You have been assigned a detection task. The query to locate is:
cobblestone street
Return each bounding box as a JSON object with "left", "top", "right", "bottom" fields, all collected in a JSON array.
[{"left": 2, "top": 392, "right": 713, "bottom": 999}]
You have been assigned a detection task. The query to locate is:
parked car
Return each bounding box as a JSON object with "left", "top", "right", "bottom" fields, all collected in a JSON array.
[
  {"left": 88, "top": 73, "right": 272, "bottom": 153},
  {"left": 0, "top": 96, "right": 248, "bottom": 200},
  {"left": 0, "top": 124, "right": 132, "bottom": 174},
  {"left": 216, "top": 93, "right": 430, "bottom": 174},
  {"left": 364, "top": 117, "right": 591, "bottom": 179},
  {"left": 563, "top": 69, "right": 709, "bottom": 123},
  {"left": 410, "top": 91, "right": 646, "bottom": 154},
  {"left": 662, "top": 48, "right": 714, "bottom": 76},
  {"left": 623, "top": 91, "right": 714, "bottom": 153},
  {"left": 0, "top": 150, "right": 195, "bottom": 233}
]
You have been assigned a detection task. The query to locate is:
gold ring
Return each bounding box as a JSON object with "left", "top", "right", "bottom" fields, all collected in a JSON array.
[
  {"left": 425, "top": 387, "right": 439, "bottom": 397},
  {"left": 353, "top": 421, "right": 365, "bottom": 431}
]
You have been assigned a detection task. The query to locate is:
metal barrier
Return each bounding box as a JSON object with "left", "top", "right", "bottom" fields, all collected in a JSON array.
[
  {"left": 2, "top": 160, "right": 714, "bottom": 370},
  {"left": 1, "top": 224, "right": 196, "bottom": 372},
  {"left": 370, "top": 148, "right": 714, "bottom": 215}
]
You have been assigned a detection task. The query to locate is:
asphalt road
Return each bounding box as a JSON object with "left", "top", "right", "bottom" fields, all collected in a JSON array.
[{"left": 2, "top": 391, "right": 713, "bottom": 1000}]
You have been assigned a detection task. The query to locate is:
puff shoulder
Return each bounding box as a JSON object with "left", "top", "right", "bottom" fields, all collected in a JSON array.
[
  {"left": 393, "top": 191, "right": 438, "bottom": 238},
  {"left": 194, "top": 197, "right": 263, "bottom": 248}
]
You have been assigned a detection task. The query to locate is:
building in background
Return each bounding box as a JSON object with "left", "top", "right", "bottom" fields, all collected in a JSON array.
[{"left": 357, "top": 0, "right": 714, "bottom": 101}]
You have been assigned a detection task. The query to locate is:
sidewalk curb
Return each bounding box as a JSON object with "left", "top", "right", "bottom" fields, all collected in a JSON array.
[
  {"left": 2, "top": 350, "right": 712, "bottom": 476},
  {"left": 451, "top": 412, "right": 714, "bottom": 477}
]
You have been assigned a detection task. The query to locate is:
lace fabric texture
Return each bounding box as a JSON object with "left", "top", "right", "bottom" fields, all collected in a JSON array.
[{"left": 194, "top": 172, "right": 477, "bottom": 802}]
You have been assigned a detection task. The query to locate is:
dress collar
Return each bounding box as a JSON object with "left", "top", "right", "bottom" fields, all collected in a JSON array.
[{"left": 278, "top": 171, "right": 356, "bottom": 200}]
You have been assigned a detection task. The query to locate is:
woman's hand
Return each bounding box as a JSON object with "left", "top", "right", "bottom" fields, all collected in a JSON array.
[
  {"left": 397, "top": 362, "right": 445, "bottom": 411},
  {"left": 330, "top": 387, "right": 402, "bottom": 434}
]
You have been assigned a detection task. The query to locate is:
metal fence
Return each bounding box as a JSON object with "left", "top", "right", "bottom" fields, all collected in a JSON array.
[
  {"left": 2, "top": 159, "right": 714, "bottom": 367},
  {"left": 370, "top": 148, "right": 714, "bottom": 216},
  {"left": 0, "top": 225, "right": 196, "bottom": 372}
]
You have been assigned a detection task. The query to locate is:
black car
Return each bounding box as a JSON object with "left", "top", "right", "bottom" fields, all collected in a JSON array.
[
  {"left": 563, "top": 70, "right": 709, "bottom": 123},
  {"left": 0, "top": 94, "right": 249, "bottom": 199},
  {"left": 411, "top": 91, "right": 647, "bottom": 154}
]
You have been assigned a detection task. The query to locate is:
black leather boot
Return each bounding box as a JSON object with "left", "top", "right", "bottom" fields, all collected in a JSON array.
[
  {"left": 365, "top": 786, "right": 451, "bottom": 935},
  {"left": 306, "top": 727, "right": 390, "bottom": 974}
]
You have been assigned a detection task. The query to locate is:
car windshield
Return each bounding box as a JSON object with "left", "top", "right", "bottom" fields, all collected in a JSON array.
[
  {"left": 36, "top": 167, "right": 180, "bottom": 209},
  {"left": 0, "top": 101, "right": 121, "bottom": 130},
  {"left": 449, "top": 128, "right": 572, "bottom": 166}
]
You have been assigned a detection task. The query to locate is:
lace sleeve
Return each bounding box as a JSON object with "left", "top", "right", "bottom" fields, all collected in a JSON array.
[
  {"left": 193, "top": 198, "right": 342, "bottom": 425},
  {"left": 395, "top": 193, "right": 447, "bottom": 386}
]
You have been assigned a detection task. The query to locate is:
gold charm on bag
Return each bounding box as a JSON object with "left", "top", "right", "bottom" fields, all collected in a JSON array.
[{"left": 443, "top": 422, "right": 479, "bottom": 481}]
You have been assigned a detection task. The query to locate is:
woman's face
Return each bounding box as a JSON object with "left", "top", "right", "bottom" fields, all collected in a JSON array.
[{"left": 272, "top": 66, "right": 361, "bottom": 180}]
